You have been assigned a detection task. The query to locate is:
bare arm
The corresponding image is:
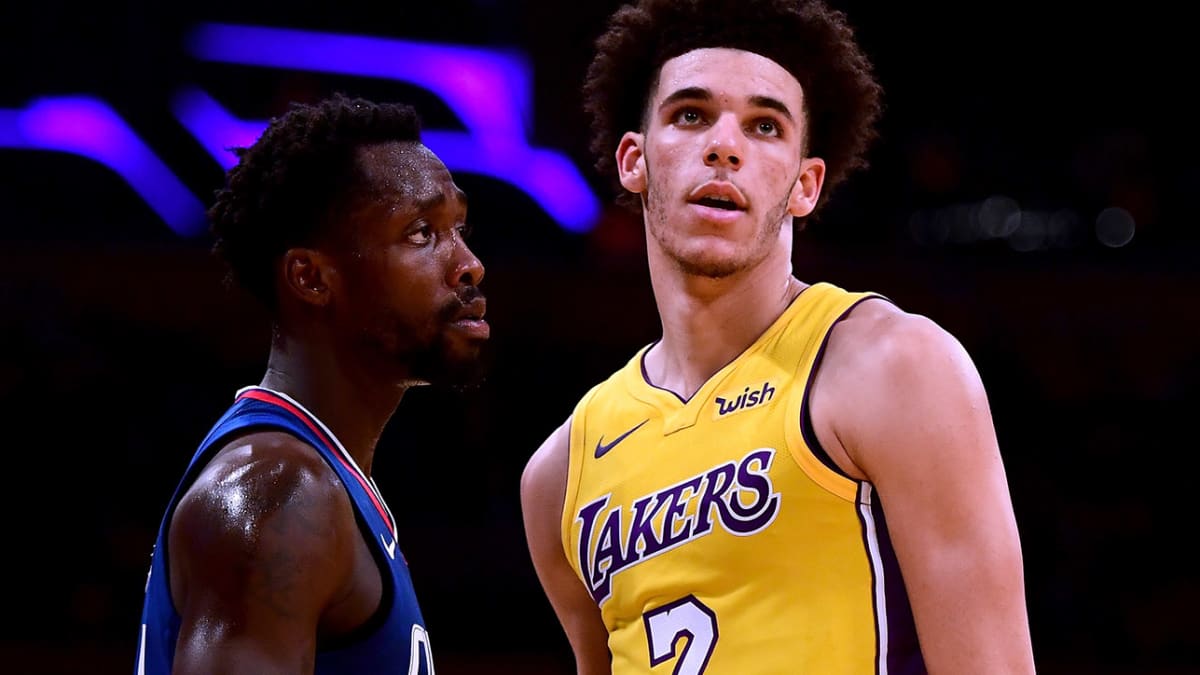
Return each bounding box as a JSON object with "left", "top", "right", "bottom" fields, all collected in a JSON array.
[
  {"left": 520, "top": 417, "right": 611, "bottom": 674},
  {"left": 814, "top": 302, "right": 1036, "bottom": 674},
  {"left": 167, "top": 432, "right": 360, "bottom": 675}
]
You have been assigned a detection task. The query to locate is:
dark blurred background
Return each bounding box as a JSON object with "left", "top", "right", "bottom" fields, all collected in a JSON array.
[{"left": 1, "top": 1, "right": 1196, "bottom": 673}]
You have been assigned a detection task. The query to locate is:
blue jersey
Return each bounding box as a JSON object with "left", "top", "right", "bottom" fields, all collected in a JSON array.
[{"left": 135, "top": 386, "right": 433, "bottom": 674}]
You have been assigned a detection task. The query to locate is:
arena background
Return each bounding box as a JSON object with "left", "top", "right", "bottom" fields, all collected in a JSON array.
[{"left": 1, "top": 1, "right": 1195, "bottom": 673}]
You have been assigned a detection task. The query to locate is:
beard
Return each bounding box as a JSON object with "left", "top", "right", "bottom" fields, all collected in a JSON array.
[
  {"left": 405, "top": 330, "right": 490, "bottom": 390},
  {"left": 643, "top": 164, "right": 795, "bottom": 279},
  {"left": 359, "top": 286, "right": 489, "bottom": 390}
]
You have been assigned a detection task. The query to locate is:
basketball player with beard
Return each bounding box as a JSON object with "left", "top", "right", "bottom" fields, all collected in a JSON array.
[{"left": 136, "top": 94, "right": 487, "bottom": 674}]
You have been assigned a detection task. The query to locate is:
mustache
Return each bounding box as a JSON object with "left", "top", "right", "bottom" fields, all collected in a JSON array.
[{"left": 438, "top": 285, "right": 486, "bottom": 322}]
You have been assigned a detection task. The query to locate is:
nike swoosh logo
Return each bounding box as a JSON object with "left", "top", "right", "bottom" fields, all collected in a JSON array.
[
  {"left": 595, "top": 419, "right": 649, "bottom": 458},
  {"left": 380, "top": 533, "right": 397, "bottom": 560}
]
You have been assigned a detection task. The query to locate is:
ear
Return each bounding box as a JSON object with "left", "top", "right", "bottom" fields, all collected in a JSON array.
[
  {"left": 788, "top": 157, "right": 826, "bottom": 218},
  {"left": 616, "top": 131, "right": 647, "bottom": 194},
  {"left": 280, "top": 247, "right": 336, "bottom": 308}
]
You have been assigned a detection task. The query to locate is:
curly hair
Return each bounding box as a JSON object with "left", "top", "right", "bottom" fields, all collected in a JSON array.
[
  {"left": 583, "top": 0, "right": 883, "bottom": 215},
  {"left": 208, "top": 94, "right": 422, "bottom": 310}
]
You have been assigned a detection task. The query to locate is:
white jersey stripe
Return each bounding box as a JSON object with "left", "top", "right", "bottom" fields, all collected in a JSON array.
[{"left": 859, "top": 482, "right": 888, "bottom": 675}]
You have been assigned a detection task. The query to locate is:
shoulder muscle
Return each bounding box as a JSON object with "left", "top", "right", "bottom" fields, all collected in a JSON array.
[{"left": 169, "top": 431, "right": 356, "bottom": 625}]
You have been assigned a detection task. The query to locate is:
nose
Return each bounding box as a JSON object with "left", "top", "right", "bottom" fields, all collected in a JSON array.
[
  {"left": 447, "top": 233, "right": 485, "bottom": 288},
  {"left": 703, "top": 113, "right": 743, "bottom": 169}
]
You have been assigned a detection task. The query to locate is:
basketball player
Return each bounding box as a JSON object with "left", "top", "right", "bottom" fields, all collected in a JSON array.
[
  {"left": 520, "top": 1, "right": 1036, "bottom": 672},
  {"left": 135, "top": 94, "right": 488, "bottom": 674}
]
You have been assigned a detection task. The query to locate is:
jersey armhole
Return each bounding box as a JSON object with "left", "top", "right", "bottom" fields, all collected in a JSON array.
[
  {"left": 782, "top": 295, "right": 884, "bottom": 503},
  {"left": 318, "top": 506, "right": 396, "bottom": 652}
]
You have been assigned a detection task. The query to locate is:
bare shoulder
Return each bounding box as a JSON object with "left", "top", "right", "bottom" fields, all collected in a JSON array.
[
  {"left": 520, "top": 415, "right": 573, "bottom": 569},
  {"left": 173, "top": 430, "right": 350, "bottom": 543},
  {"left": 168, "top": 430, "right": 356, "bottom": 607},
  {"left": 520, "top": 416, "right": 572, "bottom": 507},
  {"left": 822, "top": 298, "right": 986, "bottom": 406},
  {"left": 826, "top": 298, "right": 973, "bottom": 372},
  {"left": 816, "top": 298, "right": 993, "bottom": 478}
]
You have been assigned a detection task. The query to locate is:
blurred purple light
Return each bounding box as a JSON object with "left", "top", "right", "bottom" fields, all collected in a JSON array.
[
  {"left": 172, "top": 87, "right": 266, "bottom": 170},
  {"left": 0, "top": 97, "right": 207, "bottom": 236},
  {"left": 423, "top": 130, "right": 599, "bottom": 232},
  {"left": 174, "top": 89, "right": 598, "bottom": 232},
  {"left": 187, "top": 23, "right": 530, "bottom": 148},
  {"left": 184, "top": 23, "right": 599, "bottom": 232}
]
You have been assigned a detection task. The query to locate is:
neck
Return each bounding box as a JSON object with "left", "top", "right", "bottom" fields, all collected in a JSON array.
[
  {"left": 644, "top": 239, "right": 803, "bottom": 400},
  {"left": 259, "top": 326, "right": 410, "bottom": 476}
]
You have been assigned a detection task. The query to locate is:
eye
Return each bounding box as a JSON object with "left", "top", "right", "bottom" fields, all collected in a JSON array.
[
  {"left": 673, "top": 107, "right": 705, "bottom": 126},
  {"left": 753, "top": 119, "right": 780, "bottom": 137},
  {"left": 455, "top": 222, "right": 473, "bottom": 240},
  {"left": 405, "top": 222, "right": 433, "bottom": 245}
]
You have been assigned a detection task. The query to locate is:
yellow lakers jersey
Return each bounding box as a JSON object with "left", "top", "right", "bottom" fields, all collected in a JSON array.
[{"left": 562, "top": 282, "right": 924, "bottom": 674}]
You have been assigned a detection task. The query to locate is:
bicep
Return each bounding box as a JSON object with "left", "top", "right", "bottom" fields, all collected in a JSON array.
[
  {"left": 520, "top": 417, "right": 611, "bottom": 674},
  {"left": 857, "top": 321, "right": 1016, "bottom": 542},
  {"left": 845, "top": 317, "right": 1033, "bottom": 672},
  {"left": 169, "top": 448, "right": 355, "bottom": 674}
]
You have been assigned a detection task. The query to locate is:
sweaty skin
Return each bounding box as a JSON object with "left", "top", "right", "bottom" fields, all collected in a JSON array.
[{"left": 166, "top": 141, "right": 488, "bottom": 674}]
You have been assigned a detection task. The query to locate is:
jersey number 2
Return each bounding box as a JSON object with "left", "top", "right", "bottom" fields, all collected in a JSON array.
[{"left": 643, "top": 595, "right": 718, "bottom": 674}]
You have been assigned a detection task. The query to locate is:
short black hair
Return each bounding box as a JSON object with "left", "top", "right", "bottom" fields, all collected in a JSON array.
[
  {"left": 208, "top": 94, "right": 423, "bottom": 310},
  {"left": 583, "top": 0, "right": 883, "bottom": 216}
]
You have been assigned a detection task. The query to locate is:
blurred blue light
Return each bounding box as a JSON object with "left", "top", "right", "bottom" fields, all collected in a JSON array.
[
  {"left": 178, "top": 19, "right": 605, "bottom": 234},
  {"left": 422, "top": 130, "right": 600, "bottom": 233},
  {"left": 172, "top": 87, "right": 264, "bottom": 170},
  {"left": 1, "top": 27, "right": 603, "bottom": 238},
  {"left": 0, "top": 97, "right": 208, "bottom": 236},
  {"left": 187, "top": 23, "right": 530, "bottom": 151},
  {"left": 173, "top": 87, "right": 599, "bottom": 232}
]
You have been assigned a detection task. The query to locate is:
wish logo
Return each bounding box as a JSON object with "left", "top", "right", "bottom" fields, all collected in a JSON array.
[{"left": 713, "top": 381, "right": 776, "bottom": 417}]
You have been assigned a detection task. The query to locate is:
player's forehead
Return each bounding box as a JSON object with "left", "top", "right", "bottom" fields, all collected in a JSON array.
[
  {"left": 652, "top": 47, "right": 805, "bottom": 113},
  {"left": 355, "top": 141, "right": 460, "bottom": 206}
]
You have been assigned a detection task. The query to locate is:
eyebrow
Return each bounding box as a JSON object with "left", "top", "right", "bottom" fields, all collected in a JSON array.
[
  {"left": 748, "top": 95, "right": 795, "bottom": 123},
  {"left": 411, "top": 187, "right": 468, "bottom": 212},
  {"left": 658, "top": 86, "right": 712, "bottom": 111},
  {"left": 658, "top": 87, "right": 796, "bottom": 123}
]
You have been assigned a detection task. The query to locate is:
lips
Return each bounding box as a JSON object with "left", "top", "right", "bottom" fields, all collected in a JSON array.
[
  {"left": 687, "top": 182, "right": 748, "bottom": 211},
  {"left": 453, "top": 297, "right": 486, "bottom": 322},
  {"left": 447, "top": 294, "right": 489, "bottom": 340},
  {"left": 442, "top": 287, "right": 486, "bottom": 322}
]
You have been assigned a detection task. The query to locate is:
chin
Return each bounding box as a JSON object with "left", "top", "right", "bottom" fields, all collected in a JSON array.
[
  {"left": 658, "top": 234, "right": 747, "bottom": 276},
  {"left": 674, "top": 250, "right": 748, "bottom": 279},
  {"left": 410, "top": 339, "right": 489, "bottom": 388}
]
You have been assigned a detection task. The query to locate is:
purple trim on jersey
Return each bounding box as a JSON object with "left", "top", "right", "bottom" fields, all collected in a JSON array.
[
  {"left": 798, "top": 294, "right": 889, "bottom": 478},
  {"left": 637, "top": 285, "right": 816, "bottom": 403},
  {"left": 639, "top": 340, "right": 691, "bottom": 403},
  {"left": 864, "top": 489, "right": 926, "bottom": 675},
  {"left": 791, "top": 291, "right": 922, "bottom": 673},
  {"left": 799, "top": 395, "right": 838, "bottom": 475},
  {"left": 855, "top": 483, "right": 883, "bottom": 675}
]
